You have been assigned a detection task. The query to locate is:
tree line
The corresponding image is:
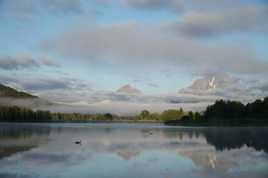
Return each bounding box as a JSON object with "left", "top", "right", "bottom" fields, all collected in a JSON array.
[
  {"left": 166, "top": 97, "right": 268, "bottom": 126},
  {"left": 204, "top": 97, "right": 268, "bottom": 121},
  {"left": 1, "top": 97, "right": 268, "bottom": 124},
  {"left": 0, "top": 106, "right": 52, "bottom": 122}
]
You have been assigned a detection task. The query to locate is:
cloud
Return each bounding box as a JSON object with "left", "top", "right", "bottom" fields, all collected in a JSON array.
[
  {"left": 44, "top": 23, "right": 268, "bottom": 75},
  {"left": 260, "top": 84, "right": 268, "bottom": 92},
  {"left": 120, "top": 0, "right": 244, "bottom": 13},
  {"left": 249, "top": 80, "right": 268, "bottom": 96},
  {"left": 121, "top": 0, "right": 182, "bottom": 12},
  {"left": 0, "top": 56, "right": 39, "bottom": 70},
  {"left": 45, "top": 0, "right": 83, "bottom": 14},
  {"left": 172, "top": 6, "right": 268, "bottom": 37},
  {"left": 41, "top": 58, "right": 61, "bottom": 67},
  {"left": 0, "top": 55, "right": 59, "bottom": 70},
  {"left": 0, "top": 74, "right": 88, "bottom": 92},
  {"left": 0, "top": 0, "right": 83, "bottom": 20},
  {"left": 22, "top": 78, "right": 71, "bottom": 91},
  {"left": 147, "top": 83, "right": 158, "bottom": 88},
  {"left": 96, "top": 0, "right": 112, "bottom": 6}
]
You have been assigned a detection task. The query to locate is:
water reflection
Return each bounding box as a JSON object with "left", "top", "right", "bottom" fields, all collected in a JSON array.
[
  {"left": 0, "top": 124, "right": 51, "bottom": 159},
  {"left": 0, "top": 123, "right": 267, "bottom": 178}
]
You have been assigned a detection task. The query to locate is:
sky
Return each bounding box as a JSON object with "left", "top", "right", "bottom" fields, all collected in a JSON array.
[{"left": 0, "top": 0, "right": 268, "bottom": 114}]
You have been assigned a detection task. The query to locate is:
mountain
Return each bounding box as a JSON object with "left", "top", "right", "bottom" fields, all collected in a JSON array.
[
  {"left": 0, "top": 83, "right": 52, "bottom": 108},
  {"left": 178, "top": 75, "right": 257, "bottom": 103},
  {"left": 0, "top": 83, "right": 37, "bottom": 98},
  {"left": 179, "top": 75, "right": 237, "bottom": 94},
  {"left": 116, "top": 84, "right": 143, "bottom": 95}
]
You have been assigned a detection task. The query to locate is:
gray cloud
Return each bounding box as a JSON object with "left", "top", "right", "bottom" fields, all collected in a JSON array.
[
  {"left": 121, "top": 0, "right": 182, "bottom": 12},
  {"left": 41, "top": 58, "right": 61, "bottom": 67},
  {"left": 45, "top": 0, "right": 83, "bottom": 14},
  {"left": 45, "top": 23, "right": 268, "bottom": 75},
  {"left": 0, "top": 74, "right": 88, "bottom": 92},
  {"left": 147, "top": 83, "right": 158, "bottom": 88},
  {"left": 249, "top": 80, "right": 268, "bottom": 95},
  {"left": 22, "top": 78, "right": 70, "bottom": 91},
  {"left": 260, "top": 84, "right": 268, "bottom": 92},
  {"left": 96, "top": 0, "right": 112, "bottom": 6},
  {"left": 0, "top": 0, "right": 83, "bottom": 20},
  {"left": 172, "top": 6, "right": 268, "bottom": 37},
  {"left": 120, "top": 0, "right": 244, "bottom": 12},
  {"left": 0, "top": 56, "right": 59, "bottom": 70},
  {"left": 0, "top": 56, "right": 39, "bottom": 70}
]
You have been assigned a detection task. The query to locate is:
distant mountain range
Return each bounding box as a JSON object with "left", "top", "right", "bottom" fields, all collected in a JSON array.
[
  {"left": 116, "top": 84, "right": 143, "bottom": 95},
  {"left": 0, "top": 83, "right": 37, "bottom": 98}
]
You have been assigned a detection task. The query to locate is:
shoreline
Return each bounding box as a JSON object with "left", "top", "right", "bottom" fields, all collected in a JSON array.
[{"left": 1, "top": 120, "right": 268, "bottom": 127}]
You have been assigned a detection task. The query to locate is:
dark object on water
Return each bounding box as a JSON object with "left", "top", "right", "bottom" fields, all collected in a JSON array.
[{"left": 75, "top": 140, "right": 82, "bottom": 145}]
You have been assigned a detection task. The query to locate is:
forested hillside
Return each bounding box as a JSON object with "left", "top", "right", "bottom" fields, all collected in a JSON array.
[{"left": 0, "top": 84, "right": 37, "bottom": 98}]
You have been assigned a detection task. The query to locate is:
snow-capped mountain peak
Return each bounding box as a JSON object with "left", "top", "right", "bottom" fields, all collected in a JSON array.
[
  {"left": 179, "top": 75, "right": 238, "bottom": 94},
  {"left": 208, "top": 77, "right": 216, "bottom": 90}
]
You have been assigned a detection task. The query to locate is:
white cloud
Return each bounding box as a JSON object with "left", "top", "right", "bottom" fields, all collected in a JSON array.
[
  {"left": 44, "top": 23, "right": 268, "bottom": 75},
  {"left": 172, "top": 6, "right": 268, "bottom": 37}
]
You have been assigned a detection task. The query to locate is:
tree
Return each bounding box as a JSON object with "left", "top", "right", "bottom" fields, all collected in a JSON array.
[
  {"left": 0, "top": 106, "right": 52, "bottom": 122},
  {"left": 140, "top": 110, "right": 150, "bottom": 120},
  {"left": 188, "top": 111, "right": 194, "bottom": 119},
  {"left": 104, "top": 113, "right": 113, "bottom": 120},
  {"left": 161, "top": 109, "right": 184, "bottom": 121}
]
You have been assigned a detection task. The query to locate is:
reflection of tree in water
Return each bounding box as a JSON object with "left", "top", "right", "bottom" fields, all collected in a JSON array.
[
  {"left": 0, "top": 124, "right": 51, "bottom": 159},
  {"left": 202, "top": 127, "right": 268, "bottom": 153},
  {"left": 0, "top": 146, "right": 36, "bottom": 159},
  {"left": 0, "top": 124, "right": 51, "bottom": 139},
  {"left": 159, "top": 127, "right": 268, "bottom": 153},
  {"left": 159, "top": 128, "right": 203, "bottom": 140}
]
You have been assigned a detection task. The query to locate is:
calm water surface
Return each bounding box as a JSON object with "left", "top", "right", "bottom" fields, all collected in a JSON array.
[{"left": 0, "top": 123, "right": 268, "bottom": 178}]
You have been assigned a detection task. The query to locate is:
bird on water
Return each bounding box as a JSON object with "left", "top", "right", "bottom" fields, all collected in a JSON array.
[{"left": 75, "top": 140, "right": 82, "bottom": 145}]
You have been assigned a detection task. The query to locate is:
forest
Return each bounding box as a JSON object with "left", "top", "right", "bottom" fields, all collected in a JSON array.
[
  {"left": 0, "top": 106, "right": 52, "bottom": 122},
  {"left": 166, "top": 97, "right": 268, "bottom": 126},
  {"left": 0, "top": 97, "right": 268, "bottom": 125}
]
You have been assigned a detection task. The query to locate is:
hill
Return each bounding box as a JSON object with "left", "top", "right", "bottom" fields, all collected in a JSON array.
[{"left": 0, "top": 84, "right": 37, "bottom": 98}]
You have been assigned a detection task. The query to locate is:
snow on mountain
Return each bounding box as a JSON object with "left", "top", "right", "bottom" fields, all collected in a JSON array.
[
  {"left": 179, "top": 74, "right": 256, "bottom": 102},
  {"left": 180, "top": 75, "right": 237, "bottom": 94}
]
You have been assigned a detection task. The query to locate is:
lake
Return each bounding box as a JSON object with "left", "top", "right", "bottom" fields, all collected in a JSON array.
[{"left": 0, "top": 123, "right": 268, "bottom": 178}]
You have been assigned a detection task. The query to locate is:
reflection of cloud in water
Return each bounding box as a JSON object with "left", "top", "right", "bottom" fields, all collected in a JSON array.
[
  {"left": 23, "top": 152, "right": 70, "bottom": 163},
  {"left": 0, "top": 124, "right": 267, "bottom": 178},
  {"left": 179, "top": 146, "right": 268, "bottom": 178},
  {"left": 116, "top": 149, "right": 141, "bottom": 160}
]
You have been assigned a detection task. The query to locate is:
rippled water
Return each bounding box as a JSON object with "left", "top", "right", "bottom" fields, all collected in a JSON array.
[{"left": 0, "top": 123, "right": 268, "bottom": 178}]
